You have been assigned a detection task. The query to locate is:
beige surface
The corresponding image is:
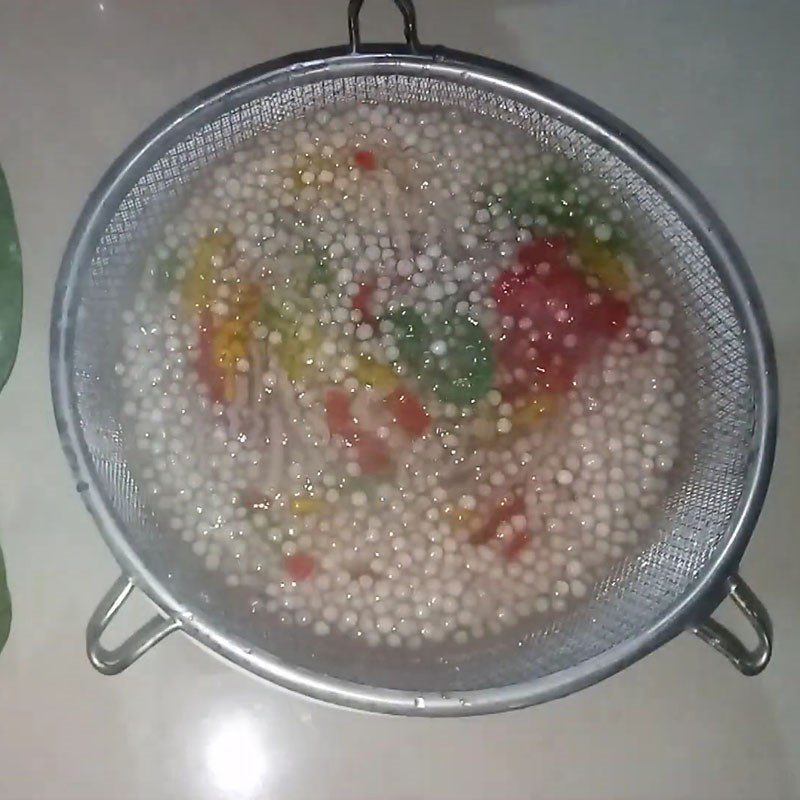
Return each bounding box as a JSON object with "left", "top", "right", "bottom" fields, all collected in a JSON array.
[{"left": 0, "top": 1, "right": 798, "bottom": 798}]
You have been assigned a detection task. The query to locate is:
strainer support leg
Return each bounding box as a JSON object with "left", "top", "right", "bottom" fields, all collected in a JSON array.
[
  {"left": 86, "top": 575, "right": 180, "bottom": 675},
  {"left": 691, "top": 573, "right": 772, "bottom": 676}
]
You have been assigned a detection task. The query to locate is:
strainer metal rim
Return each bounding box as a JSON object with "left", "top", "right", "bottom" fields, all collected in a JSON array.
[{"left": 50, "top": 42, "right": 778, "bottom": 715}]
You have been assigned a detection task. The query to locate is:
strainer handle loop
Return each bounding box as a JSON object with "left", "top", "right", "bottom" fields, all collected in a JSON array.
[
  {"left": 691, "top": 573, "right": 772, "bottom": 676},
  {"left": 347, "top": 0, "right": 421, "bottom": 54},
  {"left": 86, "top": 575, "right": 181, "bottom": 675}
]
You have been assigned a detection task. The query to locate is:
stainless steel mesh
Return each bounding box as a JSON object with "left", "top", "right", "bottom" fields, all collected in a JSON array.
[{"left": 55, "top": 57, "right": 766, "bottom": 701}]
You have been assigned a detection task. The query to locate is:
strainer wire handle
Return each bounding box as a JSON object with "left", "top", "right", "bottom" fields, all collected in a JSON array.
[
  {"left": 691, "top": 573, "right": 772, "bottom": 676},
  {"left": 347, "top": 0, "right": 421, "bottom": 54},
  {"left": 87, "top": 575, "right": 181, "bottom": 675}
]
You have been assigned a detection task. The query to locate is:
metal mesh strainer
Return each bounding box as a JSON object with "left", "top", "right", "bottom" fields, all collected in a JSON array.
[{"left": 50, "top": 0, "right": 777, "bottom": 714}]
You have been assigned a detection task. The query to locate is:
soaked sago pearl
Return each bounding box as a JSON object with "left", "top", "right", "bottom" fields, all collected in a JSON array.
[{"left": 119, "top": 101, "right": 683, "bottom": 649}]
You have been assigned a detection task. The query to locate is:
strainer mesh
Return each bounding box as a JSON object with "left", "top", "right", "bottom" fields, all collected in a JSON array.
[{"left": 65, "top": 68, "right": 756, "bottom": 692}]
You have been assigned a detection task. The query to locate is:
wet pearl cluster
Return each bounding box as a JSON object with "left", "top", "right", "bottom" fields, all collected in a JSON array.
[{"left": 118, "top": 103, "right": 683, "bottom": 648}]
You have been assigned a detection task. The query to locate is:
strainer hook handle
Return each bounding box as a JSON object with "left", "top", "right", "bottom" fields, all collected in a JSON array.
[
  {"left": 691, "top": 573, "right": 772, "bottom": 676},
  {"left": 86, "top": 574, "right": 181, "bottom": 675},
  {"left": 348, "top": 0, "right": 421, "bottom": 54}
]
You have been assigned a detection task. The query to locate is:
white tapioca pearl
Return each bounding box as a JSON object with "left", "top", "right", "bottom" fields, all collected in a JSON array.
[
  {"left": 556, "top": 469, "right": 573, "bottom": 486},
  {"left": 657, "top": 301, "right": 675, "bottom": 319},
  {"left": 415, "top": 253, "right": 434, "bottom": 271},
  {"left": 569, "top": 579, "right": 588, "bottom": 599},
  {"left": 376, "top": 616, "right": 394, "bottom": 635},
  {"left": 633, "top": 511, "right": 651, "bottom": 530},
  {"left": 362, "top": 243, "right": 382, "bottom": 262},
  {"left": 533, "top": 596, "right": 550, "bottom": 614},
  {"left": 606, "top": 483, "right": 625, "bottom": 502},
  {"left": 496, "top": 417, "right": 512, "bottom": 435},
  {"left": 421, "top": 279, "right": 444, "bottom": 302},
  {"left": 355, "top": 323, "right": 373, "bottom": 340},
  {"left": 565, "top": 559, "right": 583, "bottom": 578}
]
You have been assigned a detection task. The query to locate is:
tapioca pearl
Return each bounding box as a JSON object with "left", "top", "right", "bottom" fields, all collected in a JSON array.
[
  {"left": 555, "top": 469, "right": 575, "bottom": 487},
  {"left": 604, "top": 479, "right": 628, "bottom": 503},
  {"left": 329, "top": 606, "right": 357, "bottom": 634},
  {"left": 367, "top": 612, "right": 395, "bottom": 637},
  {"left": 126, "top": 112, "right": 683, "bottom": 641}
]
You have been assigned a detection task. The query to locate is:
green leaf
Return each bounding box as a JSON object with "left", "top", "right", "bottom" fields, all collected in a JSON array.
[
  {"left": 153, "top": 252, "right": 181, "bottom": 291},
  {"left": 0, "top": 547, "right": 9, "bottom": 654},
  {"left": 306, "top": 258, "right": 331, "bottom": 290},
  {"left": 0, "top": 165, "right": 22, "bottom": 390},
  {"left": 425, "top": 315, "right": 493, "bottom": 406},
  {"left": 387, "top": 309, "right": 493, "bottom": 407},
  {"left": 0, "top": 164, "right": 21, "bottom": 655},
  {"left": 386, "top": 307, "right": 431, "bottom": 371}
]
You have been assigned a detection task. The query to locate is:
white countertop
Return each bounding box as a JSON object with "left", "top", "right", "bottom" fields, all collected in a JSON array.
[{"left": 0, "top": 1, "right": 798, "bottom": 798}]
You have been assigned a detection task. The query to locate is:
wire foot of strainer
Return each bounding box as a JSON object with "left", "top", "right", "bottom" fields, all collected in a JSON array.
[{"left": 53, "top": 0, "right": 778, "bottom": 715}]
